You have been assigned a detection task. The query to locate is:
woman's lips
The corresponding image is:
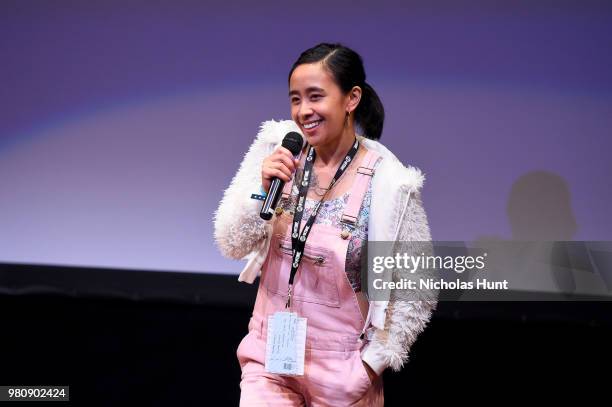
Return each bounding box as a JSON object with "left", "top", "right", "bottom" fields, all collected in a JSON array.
[{"left": 303, "top": 120, "right": 323, "bottom": 133}]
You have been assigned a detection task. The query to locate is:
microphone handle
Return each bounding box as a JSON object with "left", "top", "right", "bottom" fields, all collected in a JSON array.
[{"left": 260, "top": 178, "right": 285, "bottom": 220}]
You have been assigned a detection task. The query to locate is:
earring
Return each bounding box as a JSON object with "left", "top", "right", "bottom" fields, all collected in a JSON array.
[{"left": 345, "top": 110, "right": 350, "bottom": 126}]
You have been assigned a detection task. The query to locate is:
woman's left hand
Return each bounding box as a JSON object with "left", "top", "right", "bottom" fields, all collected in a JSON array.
[{"left": 363, "top": 361, "right": 378, "bottom": 383}]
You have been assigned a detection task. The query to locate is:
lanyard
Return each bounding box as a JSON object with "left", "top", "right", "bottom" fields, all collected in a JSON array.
[{"left": 285, "top": 137, "right": 360, "bottom": 308}]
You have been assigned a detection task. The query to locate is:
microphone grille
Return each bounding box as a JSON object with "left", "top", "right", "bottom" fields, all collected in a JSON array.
[{"left": 281, "top": 132, "right": 304, "bottom": 156}]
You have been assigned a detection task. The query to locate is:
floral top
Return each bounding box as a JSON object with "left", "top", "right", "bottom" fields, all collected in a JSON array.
[{"left": 278, "top": 156, "right": 383, "bottom": 292}]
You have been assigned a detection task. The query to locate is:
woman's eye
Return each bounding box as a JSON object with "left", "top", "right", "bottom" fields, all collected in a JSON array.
[{"left": 310, "top": 95, "right": 321, "bottom": 100}]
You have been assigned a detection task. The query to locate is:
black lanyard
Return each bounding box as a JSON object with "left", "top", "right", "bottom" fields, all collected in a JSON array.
[{"left": 285, "top": 137, "right": 360, "bottom": 308}]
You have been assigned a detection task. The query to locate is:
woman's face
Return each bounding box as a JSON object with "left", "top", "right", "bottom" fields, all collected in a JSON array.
[{"left": 289, "top": 62, "right": 350, "bottom": 148}]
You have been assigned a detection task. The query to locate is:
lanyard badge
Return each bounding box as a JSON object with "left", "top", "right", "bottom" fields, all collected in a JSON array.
[
  {"left": 285, "top": 138, "right": 360, "bottom": 309},
  {"left": 264, "top": 138, "right": 360, "bottom": 377}
]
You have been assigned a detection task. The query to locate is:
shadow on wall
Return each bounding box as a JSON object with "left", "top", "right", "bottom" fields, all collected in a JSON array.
[
  {"left": 506, "top": 170, "right": 577, "bottom": 241},
  {"left": 473, "top": 171, "right": 612, "bottom": 297}
]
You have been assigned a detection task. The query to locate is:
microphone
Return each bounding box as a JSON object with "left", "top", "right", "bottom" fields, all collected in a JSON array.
[{"left": 260, "top": 132, "right": 304, "bottom": 220}]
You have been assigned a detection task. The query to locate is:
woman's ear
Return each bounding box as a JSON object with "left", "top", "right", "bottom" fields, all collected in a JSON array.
[{"left": 346, "top": 85, "right": 362, "bottom": 113}]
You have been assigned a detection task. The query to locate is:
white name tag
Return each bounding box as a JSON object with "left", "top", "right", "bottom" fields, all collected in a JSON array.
[{"left": 265, "top": 311, "right": 307, "bottom": 376}]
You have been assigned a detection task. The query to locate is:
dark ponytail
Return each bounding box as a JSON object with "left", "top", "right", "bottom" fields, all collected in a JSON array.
[
  {"left": 357, "top": 82, "right": 385, "bottom": 142},
  {"left": 288, "top": 42, "right": 385, "bottom": 141}
]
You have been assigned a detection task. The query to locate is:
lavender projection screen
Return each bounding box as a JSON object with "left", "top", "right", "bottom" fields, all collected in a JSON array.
[{"left": 1, "top": 1, "right": 611, "bottom": 275}]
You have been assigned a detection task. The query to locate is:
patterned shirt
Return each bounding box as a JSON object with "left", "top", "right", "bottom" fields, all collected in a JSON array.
[{"left": 278, "top": 156, "right": 383, "bottom": 292}]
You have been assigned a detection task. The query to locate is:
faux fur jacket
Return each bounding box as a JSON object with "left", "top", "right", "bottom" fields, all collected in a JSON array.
[{"left": 213, "top": 119, "right": 437, "bottom": 376}]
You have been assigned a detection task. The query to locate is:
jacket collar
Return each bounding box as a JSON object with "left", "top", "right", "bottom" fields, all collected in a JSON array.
[{"left": 257, "top": 119, "right": 425, "bottom": 194}]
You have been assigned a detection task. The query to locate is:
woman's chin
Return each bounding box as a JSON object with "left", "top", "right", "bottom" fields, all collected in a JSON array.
[
  {"left": 305, "top": 133, "right": 325, "bottom": 146},
  {"left": 305, "top": 132, "right": 317, "bottom": 140}
]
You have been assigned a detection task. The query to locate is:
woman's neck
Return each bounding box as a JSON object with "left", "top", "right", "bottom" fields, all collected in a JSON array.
[{"left": 312, "top": 128, "right": 357, "bottom": 169}]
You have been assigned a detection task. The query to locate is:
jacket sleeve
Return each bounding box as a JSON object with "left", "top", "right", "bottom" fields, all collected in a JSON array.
[
  {"left": 213, "top": 135, "right": 274, "bottom": 260},
  {"left": 361, "top": 186, "right": 438, "bottom": 375}
]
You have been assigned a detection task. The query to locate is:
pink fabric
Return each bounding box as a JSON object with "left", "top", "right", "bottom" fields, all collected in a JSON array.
[
  {"left": 237, "top": 149, "right": 384, "bottom": 406},
  {"left": 340, "top": 149, "right": 380, "bottom": 226}
]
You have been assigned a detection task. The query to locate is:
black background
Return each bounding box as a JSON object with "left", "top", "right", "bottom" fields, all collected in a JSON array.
[{"left": 1, "top": 263, "right": 611, "bottom": 405}]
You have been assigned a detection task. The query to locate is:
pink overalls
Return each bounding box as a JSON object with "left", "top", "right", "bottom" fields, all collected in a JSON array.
[{"left": 237, "top": 148, "right": 384, "bottom": 406}]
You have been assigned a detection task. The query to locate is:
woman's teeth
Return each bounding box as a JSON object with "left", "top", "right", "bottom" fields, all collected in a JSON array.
[{"left": 304, "top": 120, "right": 322, "bottom": 129}]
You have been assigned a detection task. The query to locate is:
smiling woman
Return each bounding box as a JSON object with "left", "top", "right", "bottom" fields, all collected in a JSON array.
[
  {"left": 287, "top": 44, "right": 385, "bottom": 168},
  {"left": 214, "top": 42, "right": 436, "bottom": 406}
]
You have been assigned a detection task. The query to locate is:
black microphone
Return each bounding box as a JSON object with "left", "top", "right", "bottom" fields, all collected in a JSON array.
[{"left": 260, "top": 132, "right": 304, "bottom": 220}]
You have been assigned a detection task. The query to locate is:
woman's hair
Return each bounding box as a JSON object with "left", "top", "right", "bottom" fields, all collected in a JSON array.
[{"left": 288, "top": 42, "right": 385, "bottom": 141}]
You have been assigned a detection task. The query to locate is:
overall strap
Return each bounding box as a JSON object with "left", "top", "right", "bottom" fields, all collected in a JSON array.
[{"left": 340, "top": 149, "right": 381, "bottom": 228}]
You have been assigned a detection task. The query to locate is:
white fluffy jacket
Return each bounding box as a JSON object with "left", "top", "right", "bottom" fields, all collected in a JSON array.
[{"left": 213, "top": 119, "right": 437, "bottom": 376}]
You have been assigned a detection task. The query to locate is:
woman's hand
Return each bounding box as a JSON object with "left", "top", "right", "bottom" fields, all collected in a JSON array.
[
  {"left": 261, "top": 146, "right": 300, "bottom": 193},
  {"left": 363, "top": 361, "right": 378, "bottom": 383}
]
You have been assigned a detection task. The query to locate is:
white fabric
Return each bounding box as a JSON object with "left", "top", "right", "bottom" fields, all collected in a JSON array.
[{"left": 213, "top": 119, "right": 437, "bottom": 375}]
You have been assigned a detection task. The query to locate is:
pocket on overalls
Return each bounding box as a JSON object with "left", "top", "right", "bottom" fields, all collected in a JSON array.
[
  {"left": 236, "top": 332, "right": 251, "bottom": 369},
  {"left": 262, "top": 235, "right": 341, "bottom": 308}
]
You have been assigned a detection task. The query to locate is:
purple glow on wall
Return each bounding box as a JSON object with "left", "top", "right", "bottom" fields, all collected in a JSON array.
[{"left": 1, "top": 1, "right": 610, "bottom": 274}]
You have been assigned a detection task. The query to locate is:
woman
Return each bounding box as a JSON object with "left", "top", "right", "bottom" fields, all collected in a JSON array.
[{"left": 214, "top": 43, "right": 436, "bottom": 406}]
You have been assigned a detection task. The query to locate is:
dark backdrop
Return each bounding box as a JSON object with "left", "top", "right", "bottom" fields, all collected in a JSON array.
[{"left": 2, "top": 263, "right": 611, "bottom": 405}]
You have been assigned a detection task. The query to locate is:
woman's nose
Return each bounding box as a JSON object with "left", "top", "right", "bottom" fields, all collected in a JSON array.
[{"left": 298, "top": 101, "right": 314, "bottom": 118}]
